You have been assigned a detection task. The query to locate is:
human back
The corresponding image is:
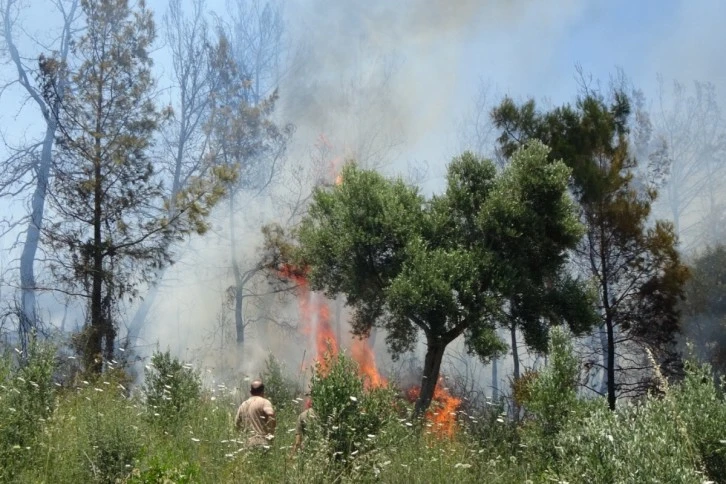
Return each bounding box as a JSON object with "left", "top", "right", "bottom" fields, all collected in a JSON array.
[{"left": 235, "top": 380, "right": 276, "bottom": 447}]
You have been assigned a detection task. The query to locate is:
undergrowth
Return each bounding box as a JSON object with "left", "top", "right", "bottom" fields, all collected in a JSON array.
[{"left": 1, "top": 333, "right": 725, "bottom": 483}]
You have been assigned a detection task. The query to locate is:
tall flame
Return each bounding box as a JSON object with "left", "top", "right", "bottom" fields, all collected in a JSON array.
[
  {"left": 278, "top": 134, "right": 384, "bottom": 384},
  {"left": 279, "top": 261, "right": 384, "bottom": 386},
  {"left": 350, "top": 337, "right": 386, "bottom": 388}
]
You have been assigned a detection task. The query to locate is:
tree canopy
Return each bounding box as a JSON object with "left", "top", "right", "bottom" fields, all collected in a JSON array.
[
  {"left": 294, "top": 141, "right": 596, "bottom": 413},
  {"left": 493, "top": 90, "right": 690, "bottom": 408}
]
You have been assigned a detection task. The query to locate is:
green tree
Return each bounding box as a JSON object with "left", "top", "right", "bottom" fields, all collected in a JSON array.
[
  {"left": 493, "top": 89, "right": 690, "bottom": 409},
  {"left": 293, "top": 141, "right": 593, "bottom": 414},
  {"left": 40, "top": 0, "right": 223, "bottom": 373}
]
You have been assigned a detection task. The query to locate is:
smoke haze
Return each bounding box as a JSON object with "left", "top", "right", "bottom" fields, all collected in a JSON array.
[{"left": 1, "top": 0, "right": 725, "bottom": 397}]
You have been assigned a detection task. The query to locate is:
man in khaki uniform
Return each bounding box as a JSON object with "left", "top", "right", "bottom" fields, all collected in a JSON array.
[
  {"left": 291, "top": 396, "right": 316, "bottom": 454},
  {"left": 235, "top": 380, "right": 276, "bottom": 448}
]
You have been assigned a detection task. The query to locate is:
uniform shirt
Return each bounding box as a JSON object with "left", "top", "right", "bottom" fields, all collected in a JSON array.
[{"left": 235, "top": 395, "right": 275, "bottom": 447}]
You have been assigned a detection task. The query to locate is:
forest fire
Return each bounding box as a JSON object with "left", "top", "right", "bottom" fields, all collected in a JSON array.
[
  {"left": 278, "top": 263, "right": 385, "bottom": 387},
  {"left": 350, "top": 336, "right": 386, "bottom": 388},
  {"left": 406, "top": 378, "right": 462, "bottom": 438},
  {"left": 278, "top": 264, "right": 338, "bottom": 373}
]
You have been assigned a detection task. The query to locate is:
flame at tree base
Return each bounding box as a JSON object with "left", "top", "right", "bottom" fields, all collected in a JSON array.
[{"left": 406, "top": 377, "right": 461, "bottom": 438}]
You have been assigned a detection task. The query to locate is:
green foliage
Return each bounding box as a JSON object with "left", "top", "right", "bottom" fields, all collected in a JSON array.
[
  {"left": 260, "top": 354, "right": 300, "bottom": 411},
  {"left": 143, "top": 350, "right": 201, "bottom": 426},
  {"left": 4, "top": 353, "right": 726, "bottom": 483},
  {"left": 545, "top": 361, "right": 726, "bottom": 483},
  {"left": 295, "top": 142, "right": 594, "bottom": 413},
  {"left": 40, "top": 0, "right": 225, "bottom": 373},
  {"left": 518, "top": 328, "right": 588, "bottom": 467},
  {"left": 308, "top": 351, "right": 397, "bottom": 461},
  {"left": 0, "top": 342, "right": 56, "bottom": 480},
  {"left": 493, "top": 89, "right": 689, "bottom": 407}
]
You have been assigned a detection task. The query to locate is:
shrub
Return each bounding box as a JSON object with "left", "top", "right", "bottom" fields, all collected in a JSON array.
[
  {"left": 260, "top": 353, "right": 301, "bottom": 411},
  {"left": 670, "top": 361, "right": 726, "bottom": 482},
  {"left": 0, "top": 341, "right": 57, "bottom": 480},
  {"left": 143, "top": 350, "right": 201, "bottom": 426},
  {"left": 518, "top": 327, "right": 582, "bottom": 466},
  {"left": 308, "top": 350, "right": 397, "bottom": 462},
  {"left": 547, "top": 361, "right": 726, "bottom": 483}
]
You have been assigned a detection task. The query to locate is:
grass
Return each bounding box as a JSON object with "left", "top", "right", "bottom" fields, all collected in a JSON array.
[{"left": 2, "top": 334, "right": 726, "bottom": 483}]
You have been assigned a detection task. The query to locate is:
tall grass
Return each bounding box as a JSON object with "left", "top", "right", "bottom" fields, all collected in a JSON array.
[{"left": 1, "top": 338, "right": 725, "bottom": 483}]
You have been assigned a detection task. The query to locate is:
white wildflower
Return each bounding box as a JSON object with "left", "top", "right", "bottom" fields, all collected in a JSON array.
[{"left": 349, "top": 396, "right": 358, "bottom": 402}]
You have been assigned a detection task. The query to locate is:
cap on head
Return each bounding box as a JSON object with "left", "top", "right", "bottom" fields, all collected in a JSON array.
[{"left": 250, "top": 379, "right": 265, "bottom": 396}]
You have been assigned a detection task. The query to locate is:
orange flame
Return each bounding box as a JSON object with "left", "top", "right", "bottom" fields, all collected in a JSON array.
[
  {"left": 407, "top": 377, "right": 461, "bottom": 438},
  {"left": 279, "top": 264, "right": 384, "bottom": 385},
  {"left": 350, "top": 337, "right": 386, "bottom": 389},
  {"left": 278, "top": 135, "right": 385, "bottom": 386}
]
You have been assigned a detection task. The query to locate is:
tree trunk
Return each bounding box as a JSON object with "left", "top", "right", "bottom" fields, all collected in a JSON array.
[
  {"left": 229, "top": 196, "right": 245, "bottom": 352},
  {"left": 605, "top": 317, "right": 616, "bottom": 410},
  {"left": 414, "top": 340, "right": 446, "bottom": 416},
  {"left": 88, "top": 68, "right": 105, "bottom": 374},
  {"left": 18, "top": 123, "right": 55, "bottom": 355},
  {"left": 599, "top": 218, "right": 616, "bottom": 410},
  {"left": 10, "top": 0, "right": 77, "bottom": 355},
  {"left": 598, "top": 324, "right": 609, "bottom": 396},
  {"left": 510, "top": 324, "right": 520, "bottom": 381},
  {"left": 88, "top": 155, "right": 104, "bottom": 374},
  {"left": 491, "top": 356, "right": 499, "bottom": 401}
]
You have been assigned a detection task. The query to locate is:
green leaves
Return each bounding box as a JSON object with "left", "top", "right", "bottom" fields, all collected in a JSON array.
[{"left": 296, "top": 143, "right": 587, "bottom": 364}]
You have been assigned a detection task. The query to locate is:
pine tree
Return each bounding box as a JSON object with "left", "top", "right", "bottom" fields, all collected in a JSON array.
[
  {"left": 40, "top": 0, "right": 221, "bottom": 373},
  {"left": 493, "top": 89, "right": 690, "bottom": 409}
]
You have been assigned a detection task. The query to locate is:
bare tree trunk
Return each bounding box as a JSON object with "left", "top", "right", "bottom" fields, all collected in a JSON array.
[
  {"left": 510, "top": 324, "right": 520, "bottom": 381},
  {"left": 18, "top": 122, "right": 55, "bottom": 354},
  {"left": 605, "top": 317, "right": 616, "bottom": 410},
  {"left": 230, "top": 196, "right": 245, "bottom": 352},
  {"left": 87, "top": 58, "right": 106, "bottom": 374},
  {"left": 598, "top": 323, "right": 609, "bottom": 397},
  {"left": 88, "top": 155, "right": 104, "bottom": 374},
  {"left": 4, "top": 0, "right": 78, "bottom": 354},
  {"left": 491, "top": 356, "right": 499, "bottom": 401},
  {"left": 414, "top": 340, "right": 446, "bottom": 416},
  {"left": 599, "top": 218, "right": 616, "bottom": 410}
]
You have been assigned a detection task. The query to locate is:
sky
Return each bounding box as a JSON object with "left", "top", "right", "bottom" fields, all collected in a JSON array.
[{"left": 1, "top": 0, "right": 725, "bottom": 384}]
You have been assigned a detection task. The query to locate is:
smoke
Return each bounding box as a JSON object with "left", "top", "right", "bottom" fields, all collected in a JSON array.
[
  {"left": 2, "top": 0, "right": 723, "bottom": 402},
  {"left": 279, "top": 0, "right": 587, "bottom": 173},
  {"left": 137, "top": 0, "right": 592, "bottom": 393}
]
